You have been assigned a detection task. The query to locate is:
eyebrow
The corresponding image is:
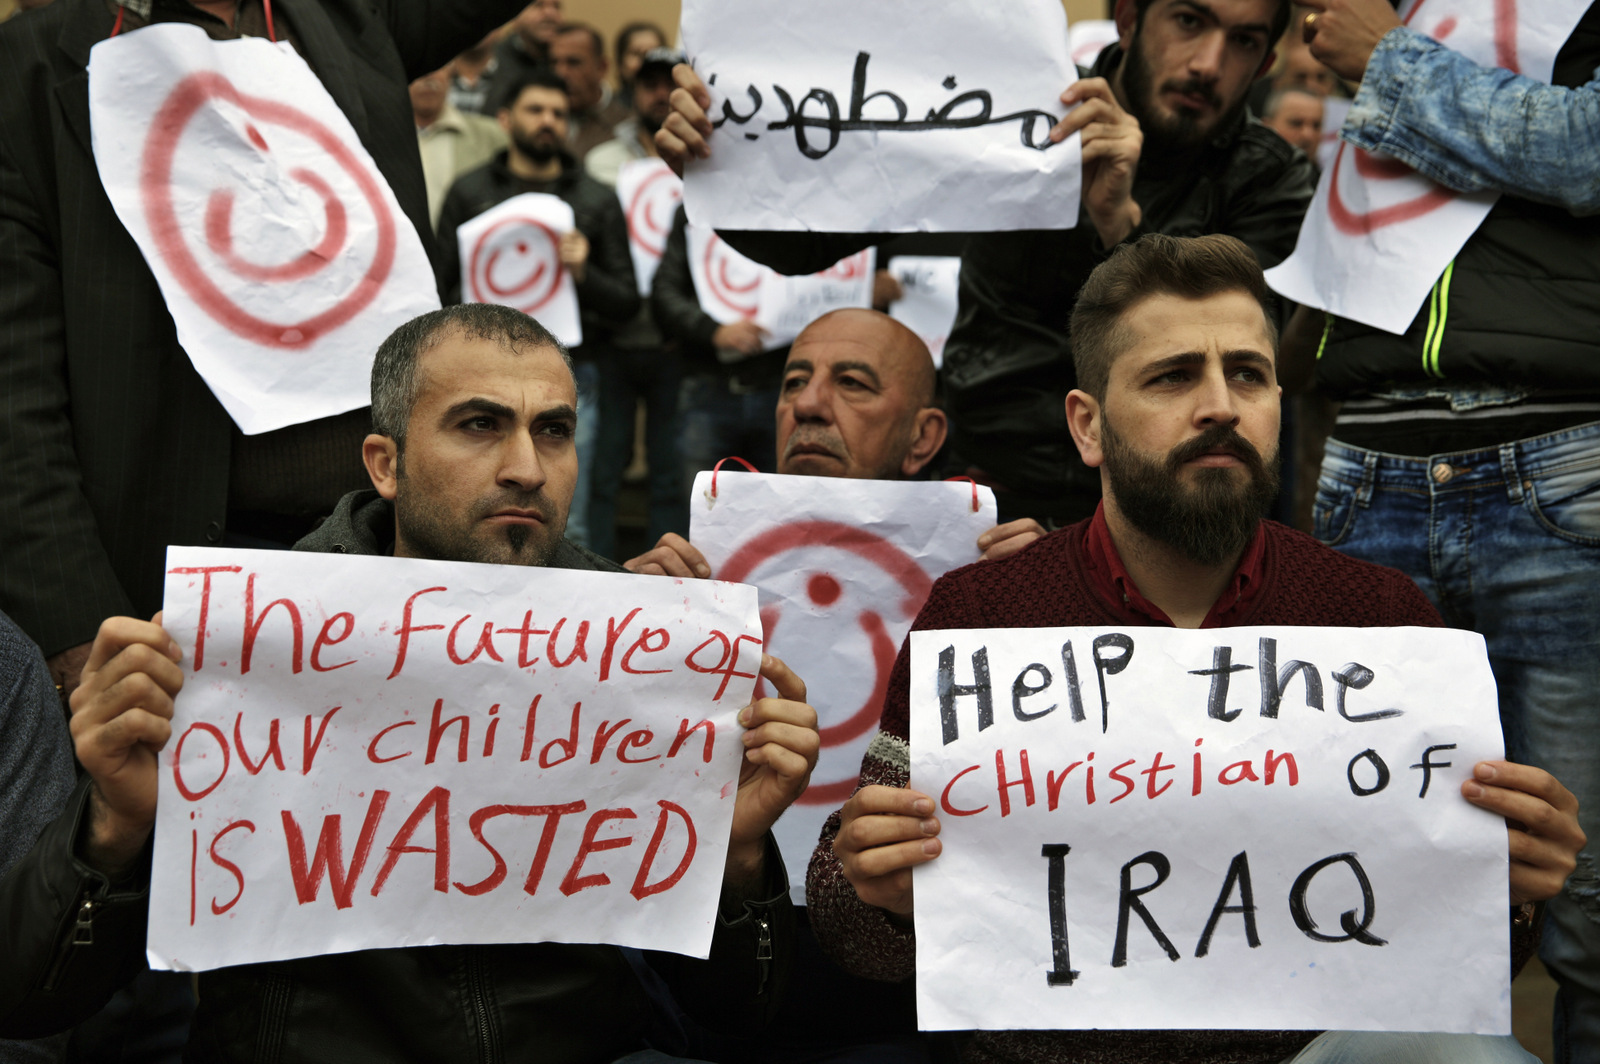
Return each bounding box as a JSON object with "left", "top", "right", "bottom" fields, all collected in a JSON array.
[
  {"left": 438, "top": 399, "right": 578, "bottom": 424},
  {"left": 1140, "top": 349, "right": 1274, "bottom": 375},
  {"left": 826, "top": 359, "right": 883, "bottom": 386},
  {"left": 1170, "top": 0, "right": 1273, "bottom": 36}
]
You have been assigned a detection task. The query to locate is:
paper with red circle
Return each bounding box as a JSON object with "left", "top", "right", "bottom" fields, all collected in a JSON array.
[
  {"left": 1264, "top": 0, "right": 1590, "bottom": 335},
  {"left": 688, "top": 470, "right": 997, "bottom": 896},
  {"left": 617, "top": 158, "right": 683, "bottom": 296},
  {"left": 88, "top": 25, "right": 440, "bottom": 435},
  {"left": 455, "top": 192, "right": 584, "bottom": 347}
]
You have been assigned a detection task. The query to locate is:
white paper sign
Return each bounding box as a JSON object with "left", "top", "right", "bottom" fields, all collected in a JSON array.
[
  {"left": 887, "top": 255, "right": 962, "bottom": 368},
  {"left": 1069, "top": 20, "right": 1121, "bottom": 69},
  {"left": 150, "top": 548, "right": 762, "bottom": 972},
  {"left": 679, "top": 0, "right": 1082, "bottom": 232},
  {"left": 1317, "top": 96, "right": 1353, "bottom": 175},
  {"left": 618, "top": 158, "right": 683, "bottom": 296},
  {"left": 457, "top": 193, "right": 583, "bottom": 347},
  {"left": 88, "top": 25, "right": 440, "bottom": 436},
  {"left": 690, "top": 471, "right": 997, "bottom": 897},
  {"left": 1265, "top": 0, "right": 1590, "bottom": 334},
  {"left": 686, "top": 227, "right": 875, "bottom": 352},
  {"left": 910, "top": 625, "right": 1508, "bottom": 1033}
]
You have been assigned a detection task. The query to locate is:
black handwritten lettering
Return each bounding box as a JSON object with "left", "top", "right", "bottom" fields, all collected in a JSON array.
[
  {"left": 1411, "top": 743, "right": 1456, "bottom": 798},
  {"left": 1091, "top": 634, "right": 1134, "bottom": 735},
  {"left": 937, "top": 644, "right": 993, "bottom": 745},
  {"left": 1190, "top": 646, "right": 1251, "bottom": 722},
  {"left": 1112, "top": 851, "right": 1179, "bottom": 967},
  {"left": 1347, "top": 748, "right": 1391, "bottom": 796},
  {"left": 1042, "top": 844, "right": 1078, "bottom": 986},
  {"left": 1059, "top": 641, "right": 1087, "bottom": 723},
  {"left": 1334, "top": 663, "right": 1403, "bottom": 722},
  {"left": 1194, "top": 851, "right": 1260, "bottom": 957},
  {"left": 1289, "top": 853, "right": 1387, "bottom": 946},
  {"left": 1012, "top": 663, "right": 1056, "bottom": 722},
  {"left": 1258, "top": 638, "right": 1323, "bottom": 717}
]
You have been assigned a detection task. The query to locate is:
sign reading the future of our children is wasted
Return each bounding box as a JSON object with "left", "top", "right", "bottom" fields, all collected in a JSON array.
[
  {"left": 910, "top": 625, "right": 1510, "bottom": 1034},
  {"left": 149, "top": 548, "right": 761, "bottom": 972}
]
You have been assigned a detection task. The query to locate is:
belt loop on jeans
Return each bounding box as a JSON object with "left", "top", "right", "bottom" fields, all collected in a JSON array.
[
  {"left": 1355, "top": 450, "right": 1379, "bottom": 507},
  {"left": 1500, "top": 443, "right": 1525, "bottom": 503}
]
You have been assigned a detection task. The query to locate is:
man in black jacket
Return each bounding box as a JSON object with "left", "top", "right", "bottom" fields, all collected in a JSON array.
[
  {"left": 438, "top": 71, "right": 641, "bottom": 551},
  {"left": 657, "top": 0, "right": 1315, "bottom": 526},
  {"left": 0, "top": 304, "right": 819, "bottom": 1062}
]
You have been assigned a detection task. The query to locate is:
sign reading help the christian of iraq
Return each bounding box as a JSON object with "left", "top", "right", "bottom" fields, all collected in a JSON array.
[
  {"left": 149, "top": 548, "right": 761, "bottom": 972},
  {"left": 1264, "top": 0, "right": 1591, "bottom": 335},
  {"left": 457, "top": 193, "right": 584, "bottom": 347},
  {"left": 690, "top": 472, "right": 996, "bottom": 897},
  {"left": 679, "top": 0, "right": 1082, "bottom": 233},
  {"left": 89, "top": 25, "right": 439, "bottom": 436},
  {"left": 911, "top": 626, "right": 1509, "bottom": 1033}
]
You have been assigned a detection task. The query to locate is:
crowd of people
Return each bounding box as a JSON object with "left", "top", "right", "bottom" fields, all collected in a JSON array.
[{"left": 1, "top": 0, "right": 1598, "bottom": 1061}]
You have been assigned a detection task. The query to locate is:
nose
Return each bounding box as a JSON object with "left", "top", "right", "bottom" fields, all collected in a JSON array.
[
  {"left": 1188, "top": 30, "right": 1226, "bottom": 81},
  {"left": 1193, "top": 366, "right": 1240, "bottom": 429},
  {"left": 497, "top": 430, "right": 548, "bottom": 492},
  {"left": 788, "top": 376, "right": 832, "bottom": 423}
]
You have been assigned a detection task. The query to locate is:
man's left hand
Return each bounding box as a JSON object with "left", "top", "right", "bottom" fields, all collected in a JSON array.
[
  {"left": 1462, "top": 760, "right": 1586, "bottom": 906},
  {"left": 1300, "top": 0, "right": 1403, "bottom": 83},
  {"left": 725, "top": 654, "right": 819, "bottom": 892},
  {"left": 559, "top": 230, "right": 590, "bottom": 284}
]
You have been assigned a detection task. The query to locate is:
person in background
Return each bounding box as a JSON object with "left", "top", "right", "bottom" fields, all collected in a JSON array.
[
  {"left": 614, "top": 20, "right": 667, "bottom": 96},
  {"left": 483, "top": 0, "right": 561, "bottom": 114},
  {"left": 449, "top": 31, "right": 501, "bottom": 116},
  {"left": 551, "top": 21, "right": 632, "bottom": 160},
  {"left": 1260, "top": 85, "right": 1325, "bottom": 161},
  {"left": 437, "top": 72, "right": 640, "bottom": 550},
  {"left": 412, "top": 59, "right": 508, "bottom": 230}
]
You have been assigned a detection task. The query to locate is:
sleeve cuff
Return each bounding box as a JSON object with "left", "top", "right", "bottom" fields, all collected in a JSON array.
[{"left": 1343, "top": 26, "right": 1436, "bottom": 152}]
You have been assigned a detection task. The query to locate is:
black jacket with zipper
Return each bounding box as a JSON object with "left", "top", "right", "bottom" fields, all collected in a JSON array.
[{"left": 0, "top": 490, "right": 794, "bottom": 1062}]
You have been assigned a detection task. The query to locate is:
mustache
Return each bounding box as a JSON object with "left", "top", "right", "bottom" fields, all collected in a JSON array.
[
  {"left": 472, "top": 490, "right": 554, "bottom": 522},
  {"left": 1167, "top": 423, "right": 1265, "bottom": 472},
  {"left": 1161, "top": 76, "right": 1221, "bottom": 108},
  {"left": 783, "top": 426, "right": 845, "bottom": 457}
]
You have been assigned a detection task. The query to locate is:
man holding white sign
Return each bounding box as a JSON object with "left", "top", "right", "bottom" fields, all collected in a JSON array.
[
  {"left": 1278, "top": 3, "right": 1600, "bottom": 1055},
  {"left": 0, "top": 304, "right": 821, "bottom": 1062},
  {"left": 809, "top": 235, "right": 1583, "bottom": 1062}
]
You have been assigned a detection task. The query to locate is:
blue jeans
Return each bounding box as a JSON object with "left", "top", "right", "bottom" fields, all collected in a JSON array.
[
  {"left": 589, "top": 348, "right": 687, "bottom": 561},
  {"left": 566, "top": 358, "right": 600, "bottom": 548},
  {"left": 1315, "top": 422, "right": 1600, "bottom": 1063},
  {"left": 1287, "top": 1031, "right": 1537, "bottom": 1063},
  {"left": 677, "top": 375, "right": 780, "bottom": 487}
]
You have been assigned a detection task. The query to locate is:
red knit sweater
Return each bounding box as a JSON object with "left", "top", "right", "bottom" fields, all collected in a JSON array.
[{"left": 805, "top": 519, "right": 1518, "bottom": 1064}]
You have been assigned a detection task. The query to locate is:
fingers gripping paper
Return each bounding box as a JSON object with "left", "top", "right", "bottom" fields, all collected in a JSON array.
[
  {"left": 1264, "top": 0, "right": 1592, "bottom": 335},
  {"left": 457, "top": 193, "right": 584, "bottom": 347},
  {"left": 679, "top": 0, "right": 1083, "bottom": 232},
  {"left": 150, "top": 548, "right": 760, "bottom": 972},
  {"left": 689, "top": 472, "right": 997, "bottom": 896},
  {"left": 910, "top": 625, "right": 1509, "bottom": 1033},
  {"left": 88, "top": 25, "right": 439, "bottom": 435}
]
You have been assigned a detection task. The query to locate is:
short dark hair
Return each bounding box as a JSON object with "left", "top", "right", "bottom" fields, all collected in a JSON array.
[
  {"left": 500, "top": 71, "right": 570, "bottom": 113},
  {"left": 371, "top": 304, "right": 569, "bottom": 448},
  {"left": 614, "top": 21, "right": 667, "bottom": 74},
  {"left": 554, "top": 21, "right": 605, "bottom": 61},
  {"left": 1069, "top": 233, "right": 1278, "bottom": 402},
  {"left": 1132, "top": 0, "right": 1293, "bottom": 51}
]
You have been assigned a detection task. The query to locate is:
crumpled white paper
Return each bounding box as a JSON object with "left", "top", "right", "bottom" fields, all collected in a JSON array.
[{"left": 457, "top": 192, "right": 583, "bottom": 347}]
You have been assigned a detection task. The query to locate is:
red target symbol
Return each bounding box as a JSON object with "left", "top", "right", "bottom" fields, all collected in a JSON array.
[
  {"left": 701, "top": 233, "right": 762, "bottom": 319},
  {"left": 467, "top": 217, "right": 566, "bottom": 313},
  {"left": 817, "top": 251, "right": 871, "bottom": 282},
  {"left": 140, "top": 71, "right": 397, "bottom": 349},
  {"left": 720, "top": 520, "right": 933, "bottom": 805},
  {"left": 1327, "top": 0, "right": 1517, "bottom": 234},
  {"left": 626, "top": 167, "right": 682, "bottom": 261}
]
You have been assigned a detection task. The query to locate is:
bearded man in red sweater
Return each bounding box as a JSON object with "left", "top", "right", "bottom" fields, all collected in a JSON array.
[{"left": 807, "top": 233, "right": 1586, "bottom": 1064}]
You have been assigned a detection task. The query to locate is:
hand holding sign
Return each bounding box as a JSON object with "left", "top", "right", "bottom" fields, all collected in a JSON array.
[
  {"left": 69, "top": 614, "right": 185, "bottom": 877},
  {"left": 1462, "top": 761, "right": 1583, "bottom": 907},
  {"left": 658, "top": 64, "right": 715, "bottom": 178},
  {"left": 834, "top": 784, "right": 940, "bottom": 917},
  {"left": 730, "top": 656, "right": 820, "bottom": 888},
  {"left": 1300, "top": 0, "right": 1406, "bottom": 80},
  {"left": 1053, "top": 78, "right": 1143, "bottom": 247}
]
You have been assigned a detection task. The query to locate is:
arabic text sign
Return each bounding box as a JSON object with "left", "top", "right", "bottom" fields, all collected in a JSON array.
[
  {"left": 89, "top": 25, "right": 439, "bottom": 435},
  {"left": 458, "top": 193, "right": 583, "bottom": 346},
  {"left": 150, "top": 548, "right": 761, "bottom": 972},
  {"left": 690, "top": 472, "right": 995, "bottom": 896},
  {"left": 1265, "top": 0, "right": 1590, "bottom": 334},
  {"left": 618, "top": 158, "right": 684, "bottom": 296},
  {"left": 679, "top": 0, "right": 1082, "bottom": 232},
  {"left": 686, "top": 227, "right": 874, "bottom": 351},
  {"left": 887, "top": 255, "right": 962, "bottom": 368},
  {"left": 911, "top": 626, "right": 1508, "bottom": 1033}
]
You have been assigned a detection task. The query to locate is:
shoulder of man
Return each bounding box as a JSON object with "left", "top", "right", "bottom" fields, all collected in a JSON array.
[
  {"left": 1257, "top": 521, "right": 1442, "bottom": 627},
  {"left": 294, "top": 489, "right": 392, "bottom": 556},
  {"left": 912, "top": 522, "right": 1100, "bottom": 632}
]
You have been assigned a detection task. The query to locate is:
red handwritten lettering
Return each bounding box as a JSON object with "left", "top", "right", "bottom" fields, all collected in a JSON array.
[
  {"left": 685, "top": 630, "right": 762, "bottom": 701},
  {"left": 242, "top": 573, "right": 304, "bottom": 675},
  {"left": 617, "top": 729, "right": 658, "bottom": 763},
  {"left": 559, "top": 807, "right": 637, "bottom": 895},
  {"left": 630, "top": 801, "right": 696, "bottom": 900},
  {"left": 301, "top": 706, "right": 341, "bottom": 775},
  {"left": 523, "top": 800, "right": 587, "bottom": 895},
  {"left": 233, "top": 713, "right": 285, "bottom": 775},
  {"left": 622, "top": 628, "right": 672, "bottom": 675},
  {"left": 547, "top": 617, "right": 590, "bottom": 668},
  {"left": 425, "top": 698, "right": 470, "bottom": 765},
  {"left": 311, "top": 612, "right": 356, "bottom": 672},
  {"left": 208, "top": 819, "right": 256, "bottom": 915},
  {"left": 1046, "top": 762, "right": 1083, "bottom": 811},
  {"left": 173, "top": 721, "right": 230, "bottom": 801},
  {"left": 167, "top": 565, "right": 241, "bottom": 670},
  {"left": 371, "top": 786, "right": 452, "bottom": 896},
  {"left": 668, "top": 719, "right": 715, "bottom": 763},
  {"left": 1265, "top": 749, "right": 1298, "bottom": 786},
  {"left": 940, "top": 764, "right": 987, "bottom": 817},
  {"left": 590, "top": 718, "right": 632, "bottom": 764},
  {"left": 599, "top": 607, "right": 642, "bottom": 681},
  {"left": 447, "top": 615, "right": 504, "bottom": 666},
  {"left": 388, "top": 586, "right": 447, "bottom": 679},
  {"left": 282, "top": 790, "right": 390, "bottom": 909},
  {"left": 367, "top": 720, "right": 414, "bottom": 764},
  {"left": 495, "top": 611, "right": 550, "bottom": 668}
]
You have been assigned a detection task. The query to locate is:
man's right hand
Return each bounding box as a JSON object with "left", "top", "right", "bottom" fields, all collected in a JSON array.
[
  {"left": 713, "top": 320, "right": 769, "bottom": 356},
  {"left": 47, "top": 640, "right": 93, "bottom": 703},
  {"left": 625, "top": 533, "right": 713, "bottom": 579},
  {"left": 69, "top": 614, "right": 184, "bottom": 877},
  {"left": 1051, "top": 77, "right": 1143, "bottom": 248},
  {"left": 656, "top": 64, "right": 715, "bottom": 177},
  {"left": 833, "top": 784, "right": 942, "bottom": 918}
]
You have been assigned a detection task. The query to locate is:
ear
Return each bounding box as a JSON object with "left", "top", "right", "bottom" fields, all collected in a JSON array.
[
  {"left": 497, "top": 109, "right": 512, "bottom": 134},
  {"left": 1113, "top": 0, "right": 1140, "bottom": 47},
  {"left": 1066, "top": 390, "right": 1105, "bottom": 469},
  {"left": 901, "top": 407, "right": 950, "bottom": 478},
  {"left": 363, "top": 434, "right": 401, "bottom": 501}
]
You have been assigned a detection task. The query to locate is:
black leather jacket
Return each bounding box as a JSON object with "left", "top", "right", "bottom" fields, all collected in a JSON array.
[
  {"left": 720, "top": 45, "right": 1316, "bottom": 518},
  {"left": 0, "top": 491, "right": 794, "bottom": 1063}
]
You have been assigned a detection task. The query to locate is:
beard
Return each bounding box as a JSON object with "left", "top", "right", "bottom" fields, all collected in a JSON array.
[
  {"left": 511, "top": 127, "right": 562, "bottom": 164},
  {"left": 1101, "top": 417, "right": 1280, "bottom": 566},
  {"left": 1120, "top": 31, "right": 1249, "bottom": 161},
  {"left": 393, "top": 470, "right": 566, "bottom": 568}
]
